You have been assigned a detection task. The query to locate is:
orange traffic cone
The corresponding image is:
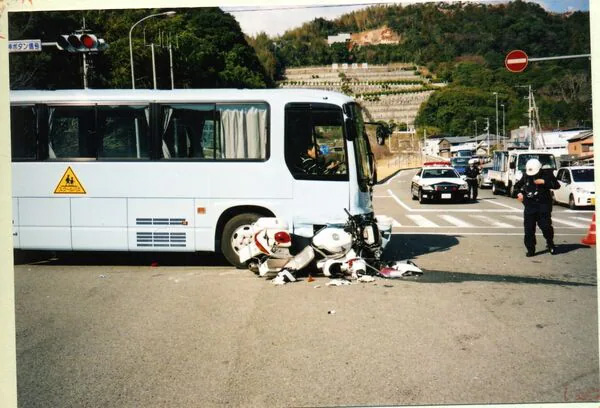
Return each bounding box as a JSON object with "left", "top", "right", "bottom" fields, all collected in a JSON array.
[{"left": 581, "top": 214, "right": 596, "bottom": 246}]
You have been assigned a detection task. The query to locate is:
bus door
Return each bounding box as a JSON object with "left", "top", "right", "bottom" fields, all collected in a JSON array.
[{"left": 284, "top": 103, "right": 350, "bottom": 237}]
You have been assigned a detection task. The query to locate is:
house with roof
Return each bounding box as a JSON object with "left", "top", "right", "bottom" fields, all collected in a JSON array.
[{"left": 567, "top": 130, "right": 593, "bottom": 163}]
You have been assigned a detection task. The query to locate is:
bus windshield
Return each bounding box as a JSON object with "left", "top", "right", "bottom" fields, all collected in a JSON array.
[
  {"left": 451, "top": 157, "right": 469, "bottom": 167},
  {"left": 517, "top": 154, "right": 557, "bottom": 171},
  {"left": 346, "top": 103, "right": 372, "bottom": 191}
]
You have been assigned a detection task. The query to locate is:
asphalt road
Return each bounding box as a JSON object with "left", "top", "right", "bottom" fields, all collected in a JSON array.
[{"left": 13, "top": 169, "right": 599, "bottom": 407}]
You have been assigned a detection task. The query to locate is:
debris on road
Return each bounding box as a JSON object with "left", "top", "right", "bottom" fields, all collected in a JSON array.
[
  {"left": 271, "top": 270, "right": 296, "bottom": 285},
  {"left": 358, "top": 275, "right": 376, "bottom": 283},
  {"left": 328, "top": 310, "right": 336, "bottom": 314},
  {"left": 326, "top": 279, "right": 352, "bottom": 286},
  {"left": 379, "top": 260, "right": 423, "bottom": 278}
]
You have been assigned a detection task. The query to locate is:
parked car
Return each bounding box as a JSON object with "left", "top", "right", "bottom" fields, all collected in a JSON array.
[
  {"left": 553, "top": 166, "right": 595, "bottom": 209},
  {"left": 478, "top": 165, "right": 493, "bottom": 188},
  {"left": 411, "top": 162, "right": 469, "bottom": 204}
]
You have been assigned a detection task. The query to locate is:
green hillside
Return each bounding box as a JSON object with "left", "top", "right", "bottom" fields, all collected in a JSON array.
[
  {"left": 9, "top": 8, "right": 271, "bottom": 90},
  {"left": 248, "top": 0, "right": 591, "bottom": 134}
]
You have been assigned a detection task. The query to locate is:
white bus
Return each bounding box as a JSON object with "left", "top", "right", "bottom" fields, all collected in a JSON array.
[{"left": 10, "top": 89, "right": 377, "bottom": 266}]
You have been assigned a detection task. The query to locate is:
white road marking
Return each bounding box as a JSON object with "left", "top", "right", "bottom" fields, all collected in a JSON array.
[
  {"left": 373, "top": 195, "right": 391, "bottom": 198},
  {"left": 570, "top": 216, "right": 594, "bottom": 222},
  {"left": 551, "top": 218, "right": 588, "bottom": 228},
  {"left": 409, "top": 208, "right": 523, "bottom": 213},
  {"left": 385, "top": 170, "right": 404, "bottom": 185},
  {"left": 481, "top": 198, "right": 521, "bottom": 211},
  {"left": 503, "top": 214, "right": 587, "bottom": 228},
  {"left": 439, "top": 214, "right": 474, "bottom": 227},
  {"left": 392, "top": 218, "right": 402, "bottom": 227},
  {"left": 504, "top": 215, "right": 523, "bottom": 223},
  {"left": 407, "top": 214, "right": 439, "bottom": 227},
  {"left": 392, "top": 232, "right": 584, "bottom": 236},
  {"left": 387, "top": 189, "right": 414, "bottom": 211},
  {"left": 562, "top": 209, "right": 596, "bottom": 214},
  {"left": 469, "top": 214, "right": 514, "bottom": 228}
]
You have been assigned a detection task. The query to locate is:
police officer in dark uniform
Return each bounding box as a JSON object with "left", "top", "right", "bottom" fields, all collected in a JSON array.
[
  {"left": 464, "top": 159, "right": 480, "bottom": 201},
  {"left": 514, "top": 158, "right": 560, "bottom": 257}
]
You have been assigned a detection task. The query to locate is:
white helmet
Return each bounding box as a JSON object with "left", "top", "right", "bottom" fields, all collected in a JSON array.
[{"left": 525, "top": 158, "right": 542, "bottom": 176}]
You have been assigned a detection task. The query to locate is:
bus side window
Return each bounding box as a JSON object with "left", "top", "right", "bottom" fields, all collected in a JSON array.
[
  {"left": 48, "top": 106, "right": 95, "bottom": 159},
  {"left": 10, "top": 105, "right": 37, "bottom": 160},
  {"left": 284, "top": 105, "right": 347, "bottom": 179},
  {"left": 160, "top": 104, "right": 214, "bottom": 159},
  {"left": 216, "top": 104, "right": 268, "bottom": 160},
  {"left": 97, "top": 105, "right": 150, "bottom": 159}
]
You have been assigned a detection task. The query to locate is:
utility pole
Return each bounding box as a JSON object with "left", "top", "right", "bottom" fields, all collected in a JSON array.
[
  {"left": 169, "top": 42, "right": 175, "bottom": 89},
  {"left": 493, "top": 92, "right": 499, "bottom": 150},
  {"left": 423, "top": 128, "right": 427, "bottom": 164},
  {"left": 486, "top": 117, "right": 490, "bottom": 155},
  {"left": 150, "top": 43, "right": 157, "bottom": 89},
  {"left": 81, "top": 17, "right": 88, "bottom": 89}
]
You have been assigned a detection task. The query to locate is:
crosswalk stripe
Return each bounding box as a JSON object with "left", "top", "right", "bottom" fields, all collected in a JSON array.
[
  {"left": 439, "top": 214, "right": 474, "bottom": 227},
  {"left": 392, "top": 218, "right": 402, "bottom": 227},
  {"left": 552, "top": 218, "right": 588, "bottom": 228},
  {"left": 504, "top": 215, "right": 523, "bottom": 223},
  {"left": 469, "top": 214, "right": 514, "bottom": 228},
  {"left": 570, "top": 216, "right": 593, "bottom": 223},
  {"left": 406, "top": 214, "right": 439, "bottom": 227},
  {"left": 504, "top": 214, "right": 587, "bottom": 228}
]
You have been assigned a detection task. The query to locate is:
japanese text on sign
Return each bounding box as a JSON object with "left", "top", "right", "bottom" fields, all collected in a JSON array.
[{"left": 8, "top": 40, "right": 42, "bottom": 53}]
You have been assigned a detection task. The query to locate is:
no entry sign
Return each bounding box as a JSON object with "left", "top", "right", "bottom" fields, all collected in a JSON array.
[{"left": 505, "top": 50, "right": 528, "bottom": 72}]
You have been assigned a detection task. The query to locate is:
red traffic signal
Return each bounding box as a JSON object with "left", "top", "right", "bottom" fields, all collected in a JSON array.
[
  {"left": 57, "top": 33, "right": 108, "bottom": 52},
  {"left": 80, "top": 34, "right": 96, "bottom": 49}
]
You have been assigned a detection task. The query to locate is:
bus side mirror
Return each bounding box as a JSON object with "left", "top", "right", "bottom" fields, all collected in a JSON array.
[
  {"left": 345, "top": 118, "right": 356, "bottom": 141},
  {"left": 509, "top": 162, "right": 515, "bottom": 169}
]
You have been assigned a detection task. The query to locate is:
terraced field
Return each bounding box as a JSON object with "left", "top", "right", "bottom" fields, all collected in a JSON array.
[{"left": 278, "top": 63, "right": 445, "bottom": 128}]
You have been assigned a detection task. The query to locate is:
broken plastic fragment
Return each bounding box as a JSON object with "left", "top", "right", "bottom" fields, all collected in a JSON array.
[
  {"left": 307, "top": 275, "right": 315, "bottom": 282},
  {"left": 271, "top": 269, "right": 296, "bottom": 285},
  {"left": 357, "top": 275, "right": 376, "bottom": 283},
  {"left": 379, "top": 260, "right": 423, "bottom": 278},
  {"left": 328, "top": 310, "right": 336, "bottom": 314},
  {"left": 326, "top": 279, "right": 351, "bottom": 286}
]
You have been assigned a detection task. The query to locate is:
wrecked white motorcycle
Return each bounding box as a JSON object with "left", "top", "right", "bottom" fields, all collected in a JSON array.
[{"left": 238, "top": 210, "right": 422, "bottom": 283}]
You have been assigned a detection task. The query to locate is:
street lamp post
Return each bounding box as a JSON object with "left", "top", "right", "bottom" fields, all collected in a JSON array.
[
  {"left": 474, "top": 119, "right": 477, "bottom": 138},
  {"left": 129, "top": 11, "right": 176, "bottom": 89},
  {"left": 493, "top": 92, "right": 499, "bottom": 149}
]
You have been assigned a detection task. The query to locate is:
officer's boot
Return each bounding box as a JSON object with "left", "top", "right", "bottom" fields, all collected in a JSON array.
[
  {"left": 547, "top": 242, "right": 556, "bottom": 255},
  {"left": 526, "top": 247, "right": 536, "bottom": 257}
]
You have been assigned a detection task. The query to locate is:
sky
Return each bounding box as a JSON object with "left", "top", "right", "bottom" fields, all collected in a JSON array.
[{"left": 222, "top": 0, "right": 589, "bottom": 37}]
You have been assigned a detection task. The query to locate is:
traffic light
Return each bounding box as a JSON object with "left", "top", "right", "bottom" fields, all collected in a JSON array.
[{"left": 57, "top": 33, "right": 108, "bottom": 52}]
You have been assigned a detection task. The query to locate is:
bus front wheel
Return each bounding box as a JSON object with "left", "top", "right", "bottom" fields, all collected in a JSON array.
[{"left": 221, "top": 213, "right": 261, "bottom": 269}]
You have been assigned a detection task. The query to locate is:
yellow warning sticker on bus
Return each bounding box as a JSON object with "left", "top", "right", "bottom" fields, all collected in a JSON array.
[{"left": 54, "top": 167, "right": 86, "bottom": 194}]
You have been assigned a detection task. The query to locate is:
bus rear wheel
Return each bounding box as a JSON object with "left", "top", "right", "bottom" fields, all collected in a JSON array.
[{"left": 221, "top": 213, "right": 261, "bottom": 269}]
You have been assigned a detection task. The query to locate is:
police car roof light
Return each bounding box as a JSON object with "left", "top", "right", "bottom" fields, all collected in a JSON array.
[{"left": 423, "top": 161, "right": 451, "bottom": 167}]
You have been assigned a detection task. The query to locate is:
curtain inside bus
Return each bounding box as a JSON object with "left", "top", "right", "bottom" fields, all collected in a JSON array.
[{"left": 218, "top": 105, "right": 267, "bottom": 159}]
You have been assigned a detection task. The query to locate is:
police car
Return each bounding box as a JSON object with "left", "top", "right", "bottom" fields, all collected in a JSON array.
[{"left": 411, "top": 162, "right": 470, "bottom": 203}]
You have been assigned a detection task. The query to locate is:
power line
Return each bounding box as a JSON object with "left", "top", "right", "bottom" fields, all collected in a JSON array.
[{"left": 222, "top": 3, "right": 391, "bottom": 13}]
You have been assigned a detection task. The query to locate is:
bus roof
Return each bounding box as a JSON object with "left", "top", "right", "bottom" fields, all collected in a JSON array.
[{"left": 9, "top": 88, "right": 355, "bottom": 106}]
